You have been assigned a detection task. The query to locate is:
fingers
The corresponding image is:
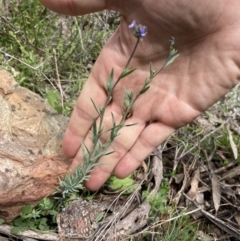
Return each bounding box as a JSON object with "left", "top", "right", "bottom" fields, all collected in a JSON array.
[
  {"left": 39, "top": 0, "right": 107, "bottom": 15},
  {"left": 62, "top": 75, "right": 107, "bottom": 157},
  {"left": 83, "top": 120, "right": 175, "bottom": 191},
  {"left": 114, "top": 122, "right": 176, "bottom": 178},
  {"left": 70, "top": 109, "right": 146, "bottom": 191}
]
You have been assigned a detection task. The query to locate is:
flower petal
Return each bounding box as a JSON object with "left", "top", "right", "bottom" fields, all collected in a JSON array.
[{"left": 128, "top": 20, "right": 136, "bottom": 29}]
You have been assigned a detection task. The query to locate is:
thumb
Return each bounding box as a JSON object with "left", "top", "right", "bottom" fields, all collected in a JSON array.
[{"left": 39, "top": 0, "right": 107, "bottom": 15}]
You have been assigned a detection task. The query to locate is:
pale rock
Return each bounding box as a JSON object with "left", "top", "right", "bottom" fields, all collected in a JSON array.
[{"left": 0, "top": 70, "right": 70, "bottom": 222}]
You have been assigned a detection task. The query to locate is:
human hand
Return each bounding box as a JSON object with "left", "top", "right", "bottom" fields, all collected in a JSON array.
[{"left": 40, "top": 0, "right": 240, "bottom": 190}]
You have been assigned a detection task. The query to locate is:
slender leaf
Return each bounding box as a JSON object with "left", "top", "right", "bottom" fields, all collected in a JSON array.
[
  {"left": 111, "top": 112, "right": 116, "bottom": 127},
  {"left": 110, "top": 127, "right": 115, "bottom": 141},
  {"left": 82, "top": 141, "right": 91, "bottom": 156},
  {"left": 104, "top": 151, "right": 115, "bottom": 156},
  {"left": 120, "top": 67, "right": 137, "bottom": 78},
  {"left": 92, "top": 118, "right": 97, "bottom": 141},
  {"left": 125, "top": 123, "right": 138, "bottom": 127},
  {"left": 95, "top": 211, "right": 105, "bottom": 223},
  {"left": 82, "top": 142, "right": 90, "bottom": 164},
  {"left": 107, "top": 123, "right": 123, "bottom": 133},
  {"left": 91, "top": 149, "right": 114, "bottom": 162},
  {"left": 165, "top": 53, "right": 180, "bottom": 67},
  {"left": 107, "top": 68, "right": 114, "bottom": 93},
  {"left": 90, "top": 98, "right": 100, "bottom": 115},
  {"left": 139, "top": 86, "right": 150, "bottom": 95}
]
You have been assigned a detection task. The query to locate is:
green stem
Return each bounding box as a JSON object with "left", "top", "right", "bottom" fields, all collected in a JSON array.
[
  {"left": 88, "top": 37, "right": 141, "bottom": 159},
  {"left": 111, "top": 37, "right": 140, "bottom": 90},
  {"left": 119, "top": 48, "right": 174, "bottom": 124}
]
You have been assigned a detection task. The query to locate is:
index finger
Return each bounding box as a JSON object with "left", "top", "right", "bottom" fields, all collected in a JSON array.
[{"left": 62, "top": 72, "right": 107, "bottom": 157}]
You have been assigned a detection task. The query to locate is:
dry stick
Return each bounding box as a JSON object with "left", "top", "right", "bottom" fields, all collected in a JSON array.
[
  {"left": 53, "top": 48, "right": 64, "bottom": 109},
  {"left": 200, "top": 161, "right": 237, "bottom": 179},
  {"left": 0, "top": 48, "right": 59, "bottom": 92},
  {"left": 0, "top": 49, "right": 44, "bottom": 70},
  {"left": 0, "top": 47, "right": 58, "bottom": 90},
  {"left": 95, "top": 11, "right": 111, "bottom": 41},
  {"left": 74, "top": 17, "right": 84, "bottom": 50},
  {"left": 0, "top": 224, "right": 58, "bottom": 241}
]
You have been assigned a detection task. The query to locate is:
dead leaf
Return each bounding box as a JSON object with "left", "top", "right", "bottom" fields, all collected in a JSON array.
[
  {"left": 173, "top": 163, "right": 191, "bottom": 205},
  {"left": 149, "top": 146, "right": 163, "bottom": 196},
  {"left": 227, "top": 124, "right": 238, "bottom": 160},
  {"left": 187, "top": 168, "right": 200, "bottom": 204},
  {"left": 211, "top": 174, "right": 221, "bottom": 212}
]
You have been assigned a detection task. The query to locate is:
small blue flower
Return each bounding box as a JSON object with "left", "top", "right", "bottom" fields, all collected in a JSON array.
[
  {"left": 129, "top": 20, "right": 147, "bottom": 39},
  {"left": 128, "top": 20, "right": 136, "bottom": 29},
  {"left": 138, "top": 25, "right": 147, "bottom": 38}
]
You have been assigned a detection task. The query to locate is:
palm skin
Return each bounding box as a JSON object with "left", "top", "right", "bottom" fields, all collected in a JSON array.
[{"left": 39, "top": 0, "right": 240, "bottom": 190}]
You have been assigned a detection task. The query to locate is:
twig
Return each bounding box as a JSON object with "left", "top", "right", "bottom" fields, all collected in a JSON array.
[
  {"left": 0, "top": 49, "right": 45, "bottom": 70},
  {"left": 74, "top": 17, "right": 84, "bottom": 50},
  {"left": 0, "top": 224, "right": 58, "bottom": 241},
  {"left": 53, "top": 48, "right": 64, "bottom": 109}
]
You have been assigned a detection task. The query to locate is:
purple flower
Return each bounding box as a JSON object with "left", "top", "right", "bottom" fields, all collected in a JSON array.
[
  {"left": 128, "top": 20, "right": 136, "bottom": 29},
  {"left": 138, "top": 25, "right": 147, "bottom": 38},
  {"left": 128, "top": 20, "right": 147, "bottom": 39}
]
